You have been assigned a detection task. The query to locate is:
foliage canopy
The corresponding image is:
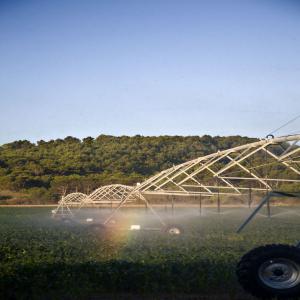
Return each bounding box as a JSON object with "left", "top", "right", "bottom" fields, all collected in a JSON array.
[{"left": 0, "top": 135, "right": 255, "bottom": 202}]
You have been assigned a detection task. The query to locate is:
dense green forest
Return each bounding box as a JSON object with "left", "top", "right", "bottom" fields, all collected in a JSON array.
[{"left": 0, "top": 135, "right": 256, "bottom": 203}]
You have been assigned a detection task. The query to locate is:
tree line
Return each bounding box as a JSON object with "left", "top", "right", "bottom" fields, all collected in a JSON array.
[{"left": 0, "top": 134, "right": 256, "bottom": 203}]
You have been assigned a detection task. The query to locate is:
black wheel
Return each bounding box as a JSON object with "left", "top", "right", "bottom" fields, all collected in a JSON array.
[
  {"left": 164, "top": 224, "right": 184, "bottom": 235},
  {"left": 237, "top": 244, "right": 300, "bottom": 299}
]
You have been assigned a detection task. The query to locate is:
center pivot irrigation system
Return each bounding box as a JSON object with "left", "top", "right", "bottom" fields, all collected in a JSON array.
[
  {"left": 53, "top": 134, "right": 300, "bottom": 218},
  {"left": 52, "top": 134, "right": 300, "bottom": 299}
]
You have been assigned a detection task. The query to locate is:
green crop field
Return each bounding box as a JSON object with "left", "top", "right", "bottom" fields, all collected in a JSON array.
[{"left": 0, "top": 206, "right": 299, "bottom": 300}]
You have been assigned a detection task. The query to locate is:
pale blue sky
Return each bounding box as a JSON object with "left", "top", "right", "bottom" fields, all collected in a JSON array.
[{"left": 0, "top": 0, "right": 300, "bottom": 144}]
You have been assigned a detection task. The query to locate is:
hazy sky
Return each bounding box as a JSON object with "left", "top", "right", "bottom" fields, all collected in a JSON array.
[{"left": 1, "top": 0, "right": 300, "bottom": 144}]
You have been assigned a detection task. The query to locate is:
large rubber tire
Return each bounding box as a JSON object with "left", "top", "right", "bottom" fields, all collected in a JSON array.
[
  {"left": 164, "top": 224, "right": 184, "bottom": 235},
  {"left": 237, "top": 244, "right": 300, "bottom": 299}
]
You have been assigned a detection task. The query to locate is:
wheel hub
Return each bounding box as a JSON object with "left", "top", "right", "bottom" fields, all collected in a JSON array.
[
  {"left": 168, "top": 227, "right": 181, "bottom": 235},
  {"left": 273, "top": 268, "right": 284, "bottom": 277},
  {"left": 259, "top": 258, "right": 300, "bottom": 289}
]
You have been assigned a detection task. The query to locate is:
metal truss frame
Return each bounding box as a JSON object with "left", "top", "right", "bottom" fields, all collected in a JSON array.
[
  {"left": 53, "top": 134, "right": 300, "bottom": 219},
  {"left": 134, "top": 134, "right": 300, "bottom": 196},
  {"left": 52, "top": 185, "right": 143, "bottom": 217}
]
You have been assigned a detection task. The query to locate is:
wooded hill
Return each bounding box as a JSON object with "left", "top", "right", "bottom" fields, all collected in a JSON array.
[{"left": 0, "top": 135, "right": 256, "bottom": 203}]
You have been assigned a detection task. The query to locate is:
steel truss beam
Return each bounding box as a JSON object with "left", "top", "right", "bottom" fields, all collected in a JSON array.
[
  {"left": 134, "top": 134, "right": 300, "bottom": 196},
  {"left": 53, "top": 134, "right": 300, "bottom": 217},
  {"left": 52, "top": 185, "right": 143, "bottom": 216}
]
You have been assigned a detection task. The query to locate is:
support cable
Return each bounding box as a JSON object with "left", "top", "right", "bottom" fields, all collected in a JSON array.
[{"left": 267, "top": 114, "right": 300, "bottom": 137}]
